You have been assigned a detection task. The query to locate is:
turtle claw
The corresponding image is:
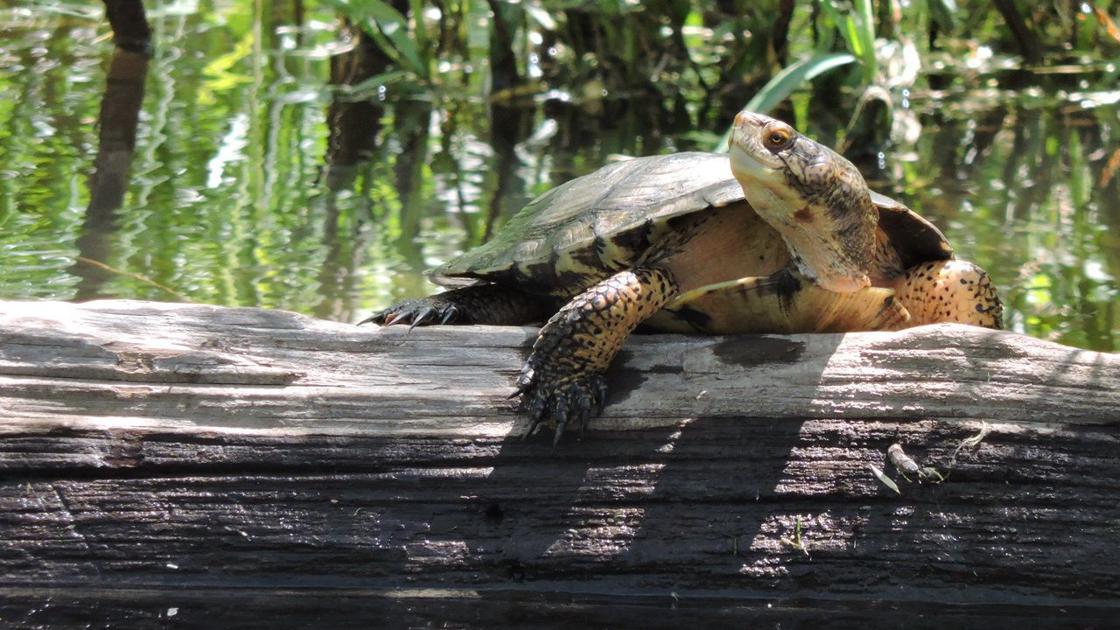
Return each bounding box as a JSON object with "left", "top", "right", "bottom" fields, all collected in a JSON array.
[
  {"left": 514, "top": 366, "right": 608, "bottom": 444},
  {"left": 408, "top": 306, "right": 437, "bottom": 331},
  {"left": 361, "top": 297, "right": 463, "bottom": 328},
  {"left": 525, "top": 415, "right": 545, "bottom": 440},
  {"left": 355, "top": 312, "right": 380, "bottom": 326},
  {"left": 439, "top": 305, "right": 459, "bottom": 325},
  {"left": 553, "top": 416, "right": 568, "bottom": 448}
]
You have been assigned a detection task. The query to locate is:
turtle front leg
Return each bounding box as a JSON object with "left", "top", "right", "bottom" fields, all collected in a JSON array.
[
  {"left": 515, "top": 267, "right": 679, "bottom": 443},
  {"left": 361, "top": 285, "right": 554, "bottom": 328}
]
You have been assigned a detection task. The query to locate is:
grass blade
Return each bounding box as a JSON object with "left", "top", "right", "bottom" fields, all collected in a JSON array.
[
  {"left": 745, "top": 52, "right": 857, "bottom": 113},
  {"left": 364, "top": 0, "right": 429, "bottom": 79},
  {"left": 854, "top": 0, "right": 877, "bottom": 79}
]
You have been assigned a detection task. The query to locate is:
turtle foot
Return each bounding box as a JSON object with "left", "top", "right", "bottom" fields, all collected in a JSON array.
[
  {"left": 360, "top": 285, "right": 555, "bottom": 328},
  {"left": 359, "top": 297, "right": 461, "bottom": 329},
  {"left": 514, "top": 363, "right": 608, "bottom": 446},
  {"left": 509, "top": 267, "right": 678, "bottom": 444}
]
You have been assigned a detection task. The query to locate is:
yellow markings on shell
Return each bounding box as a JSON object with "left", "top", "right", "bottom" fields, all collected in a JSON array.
[{"left": 601, "top": 235, "right": 638, "bottom": 269}]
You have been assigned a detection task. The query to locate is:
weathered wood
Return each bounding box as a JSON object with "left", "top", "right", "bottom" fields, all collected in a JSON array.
[{"left": 0, "top": 299, "right": 1118, "bottom": 624}]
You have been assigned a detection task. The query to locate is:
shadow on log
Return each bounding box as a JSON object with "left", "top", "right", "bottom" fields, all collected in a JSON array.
[{"left": 0, "top": 300, "right": 1117, "bottom": 626}]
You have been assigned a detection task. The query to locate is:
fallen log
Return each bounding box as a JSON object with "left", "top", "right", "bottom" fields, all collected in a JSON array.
[{"left": 1, "top": 299, "right": 1118, "bottom": 625}]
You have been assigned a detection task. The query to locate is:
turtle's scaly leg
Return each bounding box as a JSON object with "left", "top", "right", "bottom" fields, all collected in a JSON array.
[
  {"left": 895, "top": 259, "right": 1003, "bottom": 328},
  {"left": 360, "top": 285, "right": 554, "bottom": 327},
  {"left": 515, "top": 266, "right": 679, "bottom": 443}
]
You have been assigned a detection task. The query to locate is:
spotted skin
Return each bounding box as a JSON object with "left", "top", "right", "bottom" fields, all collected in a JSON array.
[
  {"left": 513, "top": 267, "right": 679, "bottom": 443},
  {"left": 894, "top": 259, "right": 1003, "bottom": 328},
  {"left": 361, "top": 285, "right": 554, "bottom": 327}
]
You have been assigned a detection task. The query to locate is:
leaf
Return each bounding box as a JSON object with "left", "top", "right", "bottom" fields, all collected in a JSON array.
[
  {"left": 713, "top": 52, "right": 856, "bottom": 152},
  {"left": 325, "top": 0, "right": 429, "bottom": 80},
  {"left": 854, "top": 0, "right": 878, "bottom": 78},
  {"left": 745, "top": 52, "right": 857, "bottom": 114},
  {"left": 344, "top": 70, "right": 415, "bottom": 95},
  {"left": 816, "top": 0, "right": 876, "bottom": 81},
  {"left": 367, "top": 0, "right": 428, "bottom": 79},
  {"left": 929, "top": 0, "right": 958, "bottom": 31},
  {"left": 844, "top": 13, "right": 865, "bottom": 59},
  {"left": 1095, "top": 6, "right": 1120, "bottom": 44},
  {"left": 869, "top": 464, "right": 902, "bottom": 495},
  {"left": 817, "top": 1, "right": 852, "bottom": 50}
]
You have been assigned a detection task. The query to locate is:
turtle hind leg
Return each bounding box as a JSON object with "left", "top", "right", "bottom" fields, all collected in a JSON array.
[
  {"left": 516, "top": 267, "right": 678, "bottom": 444},
  {"left": 361, "top": 285, "right": 555, "bottom": 327},
  {"left": 896, "top": 259, "right": 1003, "bottom": 329}
]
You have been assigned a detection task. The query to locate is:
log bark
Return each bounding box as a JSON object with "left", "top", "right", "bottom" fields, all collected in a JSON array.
[{"left": 0, "top": 299, "right": 1118, "bottom": 625}]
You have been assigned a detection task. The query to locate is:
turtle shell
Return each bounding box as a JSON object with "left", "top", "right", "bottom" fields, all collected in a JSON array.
[
  {"left": 432, "top": 152, "right": 951, "bottom": 292},
  {"left": 432, "top": 153, "right": 743, "bottom": 291},
  {"left": 869, "top": 189, "right": 953, "bottom": 268}
]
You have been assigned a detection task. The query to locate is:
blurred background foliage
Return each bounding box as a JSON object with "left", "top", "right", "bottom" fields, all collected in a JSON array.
[{"left": 0, "top": 0, "right": 1117, "bottom": 350}]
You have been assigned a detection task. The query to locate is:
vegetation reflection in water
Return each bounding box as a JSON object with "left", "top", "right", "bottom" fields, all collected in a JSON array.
[{"left": 0, "top": 2, "right": 1116, "bottom": 351}]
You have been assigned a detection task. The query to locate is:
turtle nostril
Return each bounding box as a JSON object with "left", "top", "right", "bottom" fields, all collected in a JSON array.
[{"left": 734, "top": 110, "right": 759, "bottom": 129}]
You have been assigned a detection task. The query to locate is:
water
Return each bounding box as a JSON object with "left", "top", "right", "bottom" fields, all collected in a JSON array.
[{"left": 1, "top": 8, "right": 1116, "bottom": 351}]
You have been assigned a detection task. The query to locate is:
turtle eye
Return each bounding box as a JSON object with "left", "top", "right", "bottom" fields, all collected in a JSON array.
[{"left": 765, "top": 127, "right": 792, "bottom": 150}]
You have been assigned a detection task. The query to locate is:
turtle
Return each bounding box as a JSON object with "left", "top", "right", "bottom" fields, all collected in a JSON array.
[{"left": 363, "top": 110, "right": 1003, "bottom": 442}]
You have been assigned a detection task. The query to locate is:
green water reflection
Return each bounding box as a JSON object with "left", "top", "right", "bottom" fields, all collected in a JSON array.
[{"left": 0, "top": 8, "right": 1116, "bottom": 351}]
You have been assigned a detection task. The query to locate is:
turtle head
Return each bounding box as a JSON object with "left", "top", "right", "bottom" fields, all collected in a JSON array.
[{"left": 729, "top": 110, "right": 878, "bottom": 293}]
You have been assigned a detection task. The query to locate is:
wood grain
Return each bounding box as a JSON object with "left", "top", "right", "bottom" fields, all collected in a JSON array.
[{"left": 1, "top": 299, "right": 1117, "bottom": 625}]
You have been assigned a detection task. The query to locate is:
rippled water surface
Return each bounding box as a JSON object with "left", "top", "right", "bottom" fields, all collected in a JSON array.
[{"left": 1, "top": 7, "right": 1117, "bottom": 351}]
